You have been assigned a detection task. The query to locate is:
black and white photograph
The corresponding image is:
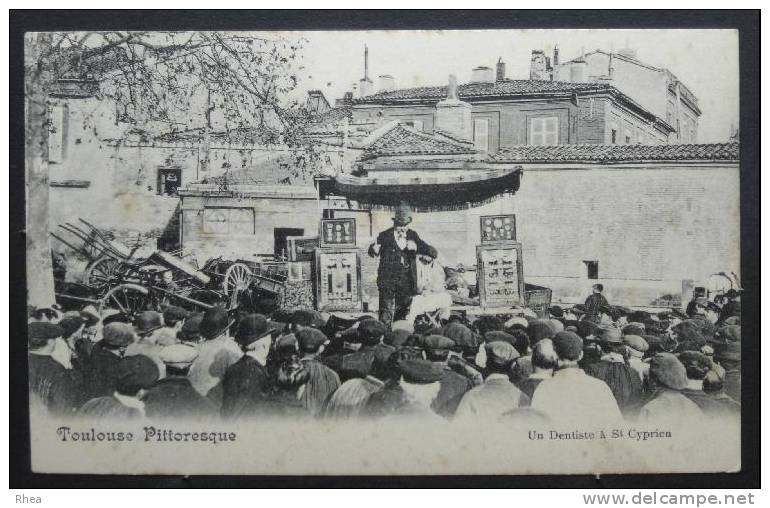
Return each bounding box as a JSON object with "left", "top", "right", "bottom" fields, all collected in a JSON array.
[{"left": 11, "top": 10, "right": 759, "bottom": 486}]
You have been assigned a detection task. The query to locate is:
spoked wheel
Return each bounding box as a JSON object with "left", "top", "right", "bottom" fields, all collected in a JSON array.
[
  {"left": 223, "top": 262, "right": 252, "bottom": 310},
  {"left": 84, "top": 256, "right": 120, "bottom": 290},
  {"left": 99, "top": 283, "right": 153, "bottom": 317}
]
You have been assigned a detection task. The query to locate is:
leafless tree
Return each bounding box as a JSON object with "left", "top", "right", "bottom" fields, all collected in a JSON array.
[{"left": 25, "top": 31, "right": 317, "bottom": 307}]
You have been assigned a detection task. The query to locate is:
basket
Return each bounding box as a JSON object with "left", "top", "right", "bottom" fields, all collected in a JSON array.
[{"left": 524, "top": 283, "right": 553, "bottom": 318}]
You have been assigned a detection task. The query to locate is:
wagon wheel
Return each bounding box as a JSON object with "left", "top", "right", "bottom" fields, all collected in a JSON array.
[
  {"left": 84, "top": 256, "right": 120, "bottom": 290},
  {"left": 99, "top": 283, "right": 153, "bottom": 317},
  {"left": 223, "top": 263, "right": 252, "bottom": 309}
]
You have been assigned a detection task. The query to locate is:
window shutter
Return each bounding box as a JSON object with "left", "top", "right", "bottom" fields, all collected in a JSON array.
[{"left": 473, "top": 118, "right": 489, "bottom": 151}]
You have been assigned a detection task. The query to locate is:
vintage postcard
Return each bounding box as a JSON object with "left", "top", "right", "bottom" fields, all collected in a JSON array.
[{"left": 23, "top": 26, "right": 743, "bottom": 475}]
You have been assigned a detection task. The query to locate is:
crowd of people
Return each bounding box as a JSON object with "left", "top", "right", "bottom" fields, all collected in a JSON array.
[{"left": 27, "top": 283, "right": 742, "bottom": 425}]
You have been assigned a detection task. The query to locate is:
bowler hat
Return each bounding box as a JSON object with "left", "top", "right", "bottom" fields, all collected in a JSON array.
[
  {"left": 134, "top": 311, "right": 163, "bottom": 336},
  {"left": 200, "top": 306, "right": 230, "bottom": 340},
  {"left": 179, "top": 313, "right": 204, "bottom": 341},
  {"left": 59, "top": 315, "right": 85, "bottom": 338},
  {"left": 235, "top": 314, "right": 273, "bottom": 347},
  {"left": 163, "top": 306, "right": 189, "bottom": 325}
]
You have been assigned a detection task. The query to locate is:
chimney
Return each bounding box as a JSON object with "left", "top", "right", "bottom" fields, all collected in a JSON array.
[
  {"left": 377, "top": 74, "right": 395, "bottom": 92},
  {"left": 553, "top": 45, "right": 559, "bottom": 66},
  {"left": 530, "top": 50, "right": 548, "bottom": 80},
  {"left": 570, "top": 56, "right": 588, "bottom": 83},
  {"left": 358, "top": 44, "right": 373, "bottom": 97},
  {"left": 435, "top": 74, "right": 472, "bottom": 142},
  {"left": 496, "top": 58, "right": 506, "bottom": 81},
  {"left": 470, "top": 66, "right": 494, "bottom": 84}
]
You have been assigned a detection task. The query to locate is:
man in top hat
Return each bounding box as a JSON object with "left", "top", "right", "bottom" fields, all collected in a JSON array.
[
  {"left": 125, "top": 311, "right": 167, "bottom": 379},
  {"left": 454, "top": 341, "right": 530, "bottom": 421},
  {"left": 296, "top": 327, "right": 340, "bottom": 416},
  {"left": 85, "top": 322, "right": 136, "bottom": 400},
  {"left": 188, "top": 306, "right": 241, "bottom": 407},
  {"left": 28, "top": 322, "right": 85, "bottom": 415},
  {"left": 368, "top": 202, "right": 438, "bottom": 326},
  {"left": 79, "top": 355, "right": 159, "bottom": 420},
  {"left": 144, "top": 344, "right": 217, "bottom": 420},
  {"left": 221, "top": 314, "right": 275, "bottom": 419},
  {"left": 531, "top": 331, "right": 622, "bottom": 426}
]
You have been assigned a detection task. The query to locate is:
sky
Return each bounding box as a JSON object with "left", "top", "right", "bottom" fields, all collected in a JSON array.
[{"left": 279, "top": 29, "right": 738, "bottom": 143}]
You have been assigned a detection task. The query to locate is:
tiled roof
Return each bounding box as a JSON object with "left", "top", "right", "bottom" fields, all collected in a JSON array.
[
  {"left": 363, "top": 123, "right": 479, "bottom": 159},
  {"left": 353, "top": 79, "right": 613, "bottom": 104},
  {"left": 491, "top": 142, "right": 739, "bottom": 163}
]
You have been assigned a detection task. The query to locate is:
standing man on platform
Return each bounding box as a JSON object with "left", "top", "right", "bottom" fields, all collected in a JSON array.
[
  {"left": 584, "top": 284, "right": 609, "bottom": 324},
  {"left": 368, "top": 202, "right": 438, "bottom": 327}
]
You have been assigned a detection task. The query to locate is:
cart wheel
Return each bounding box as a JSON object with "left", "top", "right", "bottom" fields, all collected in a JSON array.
[
  {"left": 99, "top": 283, "right": 152, "bottom": 317},
  {"left": 223, "top": 263, "right": 252, "bottom": 296},
  {"left": 84, "top": 256, "right": 120, "bottom": 289}
]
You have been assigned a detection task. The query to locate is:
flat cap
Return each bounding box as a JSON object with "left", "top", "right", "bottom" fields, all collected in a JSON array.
[
  {"left": 649, "top": 353, "right": 688, "bottom": 390},
  {"left": 552, "top": 331, "right": 583, "bottom": 361},
  {"left": 134, "top": 311, "right": 163, "bottom": 335},
  {"left": 291, "top": 309, "right": 325, "bottom": 328},
  {"left": 423, "top": 334, "right": 455, "bottom": 351},
  {"left": 274, "top": 333, "right": 298, "bottom": 353},
  {"left": 484, "top": 340, "right": 520, "bottom": 365},
  {"left": 599, "top": 326, "right": 622, "bottom": 344},
  {"left": 622, "top": 324, "right": 646, "bottom": 337},
  {"left": 527, "top": 320, "right": 555, "bottom": 343},
  {"left": 441, "top": 322, "right": 477, "bottom": 350},
  {"left": 485, "top": 330, "right": 517, "bottom": 347},
  {"left": 384, "top": 329, "right": 412, "bottom": 348},
  {"left": 549, "top": 319, "right": 565, "bottom": 333},
  {"left": 28, "top": 322, "right": 64, "bottom": 347},
  {"left": 677, "top": 351, "right": 712, "bottom": 380},
  {"left": 58, "top": 315, "right": 85, "bottom": 338},
  {"left": 358, "top": 319, "right": 388, "bottom": 345},
  {"left": 504, "top": 316, "right": 529, "bottom": 329},
  {"left": 159, "top": 343, "right": 199, "bottom": 367},
  {"left": 115, "top": 355, "right": 160, "bottom": 392},
  {"left": 623, "top": 334, "right": 649, "bottom": 353},
  {"left": 200, "top": 306, "right": 230, "bottom": 340},
  {"left": 235, "top": 314, "right": 273, "bottom": 346},
  {"left": 391, "top": 320, "right": 414, "bottom": 334},
  {"left": 163, "top": 306, "right": 189, "bottom": 324},
  {"left": 102, "top": 322, "right": 136, "bottom": 347},
  {"left": 576, "top": 320, "right": 600, "bottom": 339},
  {"left": 398, "top": 358, "right": 444, "bottom": 384},
  {"left": 179, "top": 313, "right": 204, "bottom": 341},
  {"left": 297, "top": 327, "right": 329, "bottom": 353}
]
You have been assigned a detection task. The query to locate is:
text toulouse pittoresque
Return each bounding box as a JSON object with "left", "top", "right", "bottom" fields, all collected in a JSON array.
[{"left": 56, "top": 426, "right": 237, "bottom": 444}]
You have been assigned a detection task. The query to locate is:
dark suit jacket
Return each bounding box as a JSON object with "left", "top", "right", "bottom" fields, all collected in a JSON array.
[{"left": 368, "top": 227, "right": 437, "bottom": 291}]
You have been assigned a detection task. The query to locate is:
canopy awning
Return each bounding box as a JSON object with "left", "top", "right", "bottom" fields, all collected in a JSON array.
[{"left": 318, "top": 167, "right": 522, "bottom": 211}]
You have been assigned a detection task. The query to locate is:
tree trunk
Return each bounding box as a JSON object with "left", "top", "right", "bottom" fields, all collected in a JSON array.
[{"left": 25, "top": 32, "right": 55, "bottom": 309}]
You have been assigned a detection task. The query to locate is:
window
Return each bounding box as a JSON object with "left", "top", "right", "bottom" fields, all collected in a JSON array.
[
  {"left": 473, "top": 118, "right": 489, "bottom": 151},
  {"left": 583, "top": 260, "right": 599, "bottom": 280},
  {"left": 203, "top": 208, "right": 255, "bottom": 234},
  {"left": 274, "top": 228, "right": 305, "bottom": 259},
  {"left": 528, "top": 117, "right": 558, "bottom": 146},
  {"left": 611, "top": 128, "right": 618, "bottom": 144},
  {"left": 48, "top": 105, "right": 68, "bottom": 163}
]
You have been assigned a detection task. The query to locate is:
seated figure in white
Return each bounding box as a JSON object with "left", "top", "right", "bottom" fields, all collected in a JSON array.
[{"left": 405, "top": 254, "right": 453, "bottom": 326}]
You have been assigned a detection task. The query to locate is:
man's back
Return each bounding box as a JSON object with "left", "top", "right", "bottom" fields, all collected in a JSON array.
[
  {"left": 29, "top": 354, "right": 83, "bottom": 415},
  {"left": 145, "top": 377, "right": 218, "bottom": 420},
  {"left": 454, "top": 374, "right": 529, "bottom": 421},
  {"left": 432, "top": 367, "right": 473, "bottom": 417},
  {"left": 220, "top": 355, "right": 269, "bottom": 419},
  {"left": 531, "top": 368, "right": 622, "bottom": 425},
  {"left": 299, "top": 357, "right": 341, "bottom": 416},
  {"left": 188, "top": 337, "right": 241, "bottom": 400}
]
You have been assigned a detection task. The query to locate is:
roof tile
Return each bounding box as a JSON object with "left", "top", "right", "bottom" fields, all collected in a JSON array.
[
  {"left": 364, "top": 124, "right": 479, "bottom": 159},
  {"left": 491, "top": 143, "right": 739, "bottom": 163}
]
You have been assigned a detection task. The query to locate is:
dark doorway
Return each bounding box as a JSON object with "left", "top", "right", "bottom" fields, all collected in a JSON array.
[
  {"left": 157, "top": 165, "right": 182, "bottom": 196},
  {"left": 274, "top": 228, "right": 304, "bottom": 259}
]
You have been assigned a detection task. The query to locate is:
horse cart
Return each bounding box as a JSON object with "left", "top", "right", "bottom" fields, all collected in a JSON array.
[{"left": 52, "top": 220, "right": 287, "bottom": 318}]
